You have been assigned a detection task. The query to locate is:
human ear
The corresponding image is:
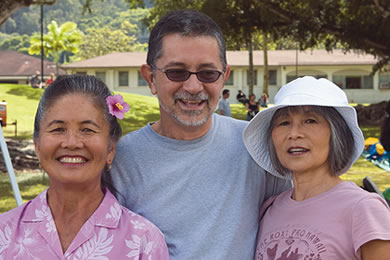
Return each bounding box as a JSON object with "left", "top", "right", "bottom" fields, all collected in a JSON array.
[
  {"left": 223, "top": 65, "right": 231, "bottom": 85},
  {"left": 140, "top": 64, "right": 157, "bottom": 95}
]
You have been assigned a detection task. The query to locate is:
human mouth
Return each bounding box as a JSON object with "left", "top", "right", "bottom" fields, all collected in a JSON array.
[
  {"left": 178, "top": 99, "right": 206, "bottom": 109},
  {"left": 57, "top": 156, "right": 87, "bottom": 164},
  {"left": 288, "top": 147, "right": 309, "bottom": 155},
  {"left": 175, "top": 93, "right": 208, "bottom": 111}
]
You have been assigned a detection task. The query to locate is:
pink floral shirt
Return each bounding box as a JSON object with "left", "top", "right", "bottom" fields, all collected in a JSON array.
[{"left": 0, "top": 189, "right": 169, "bottom": 260}]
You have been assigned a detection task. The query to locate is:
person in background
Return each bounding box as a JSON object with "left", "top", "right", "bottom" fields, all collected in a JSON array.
[
  {"left": 46, "top": 73, "right": 56, "bottom": 87},
  {"left": 218, "top": 89, "right": 231, "bottom": 116},
  {"left": 30, "top": 70, "right": 42, "bottom": 88},
  {"left": 0, "top": 75, "right": 169, "bottom": 259},
  {"left": 380, "top": 100, "right": 390, "bottom": 161},
  {"left": 245, "top": 93, "right": 259, "bottom": 121},
  {"left": 244, "top": 76, "right": 390, "bottom": 260},
  {"left": 259, "top": 92, "right": 268, "bottom": 108},
  {"left": 108, "top": 9, "right": 291, "bottom": 260},
  {"left": 236, "top": 89, "right": 247, "bottom": 104}
]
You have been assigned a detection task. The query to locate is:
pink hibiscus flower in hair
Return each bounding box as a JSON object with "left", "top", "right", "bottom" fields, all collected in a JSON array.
[{"left": 106, "top": 94, "right": 130, "bottom": 119}]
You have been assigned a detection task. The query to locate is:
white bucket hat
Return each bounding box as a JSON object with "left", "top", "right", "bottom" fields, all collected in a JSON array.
[{"left": 243, "top": 76, "right": 365, "bottom": 179}]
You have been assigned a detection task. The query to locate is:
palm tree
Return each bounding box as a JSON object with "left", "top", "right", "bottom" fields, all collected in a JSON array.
[{"left": 29, "top": 21, "right": 83, "bottom": 75}]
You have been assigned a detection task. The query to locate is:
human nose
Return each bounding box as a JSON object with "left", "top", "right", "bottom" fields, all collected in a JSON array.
[
  {"left": 61, "top": 131, "right": 83, "bottom": 149},
  {"left": 182, "top": 73, "right": 204, "bottom": 94},
  {"left": 287, "top": 123, "right": 304, "bottom": 140}
]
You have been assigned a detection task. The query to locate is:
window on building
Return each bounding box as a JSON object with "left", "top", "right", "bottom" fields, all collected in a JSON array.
[
  {"left": 225, "top": 70, "right": 234, "bottom": 85},
  {"left": 362, "top": 75, "right": 373, "bottom": 89},
  {"left": 269, "top": 70, "right": 277, "bottom": 85},
  {"left": 95, "top": 72, "right": 106, "bottom": 83},
  {"left": 75, "top": 71, "right": 87, "bottom": 75},
  {"left": 379, "top": 73, "right": 390, "bottom": 89},
  {"left": 137, "top": 71, "right": 148, "bottom": 86},
  {"left": 332, "top": 75, "right": 373, "bottom": 89},
  {"left": 119, "top": 71, "right": 128, "bottom": 86},
  {"left": 247, "top": 70, "right": 257, "bottom": 85},
  {"left": 333, "top": 75, "right": 345, "bottom": 88},
  {"left": 286, "top": 75, "right": 297, "bottom": 83}
]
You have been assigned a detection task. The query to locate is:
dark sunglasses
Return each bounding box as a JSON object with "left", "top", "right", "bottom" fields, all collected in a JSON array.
[{"left": 153, "top": 67, "right": 224, "bottom": 83}]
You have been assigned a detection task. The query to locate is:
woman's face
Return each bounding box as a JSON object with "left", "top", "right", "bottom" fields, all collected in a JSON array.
[
  {"left": 34, "top": 93, "right": 116, "bottom": 188},
  {"left": 271, "top": 106, "right": 331, "bottom": 176}
]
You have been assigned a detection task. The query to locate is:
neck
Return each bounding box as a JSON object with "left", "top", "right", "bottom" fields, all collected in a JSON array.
[
  {"left": 47, "top": 183, "right": 104, "bottom": 252},
  {"left": 151, "top": 116, "right": 213, "bottom": 140},
  {"left": 47, "top": 183, "right": 104, "bottom": 222},
  {"left": 291, "top": 170, "right": 342, "bottom": 201}
]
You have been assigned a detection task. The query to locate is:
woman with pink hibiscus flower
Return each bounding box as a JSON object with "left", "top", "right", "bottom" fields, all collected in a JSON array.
[{"left": 0, "top": 75, "right": 169, "bottom": 259}]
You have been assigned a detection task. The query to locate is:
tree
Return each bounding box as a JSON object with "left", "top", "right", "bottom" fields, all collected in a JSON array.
[
  {"left": 0, "top": 0, "right": 56, "bottom": 26},
  {"left": 29, "top": 20, "right": 83, "bottom": 74},
  {"left": 251, "top": 0, "right": 390, "bottom": 72},
  {"left": 0, "top": 34, "right": 30, "bottom": 54},
  {"left": 75, "top": 23, "right": 147, "bottom": 60}
]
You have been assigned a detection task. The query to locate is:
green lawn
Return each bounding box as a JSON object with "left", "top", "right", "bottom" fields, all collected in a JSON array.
[{"left": 0, "top": 84, "right": 389, "bottom": 213}]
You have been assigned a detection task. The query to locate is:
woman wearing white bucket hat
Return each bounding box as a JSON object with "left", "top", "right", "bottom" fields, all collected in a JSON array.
[{"left": 243, "top": 76, "right": 390, "bottom": 259}]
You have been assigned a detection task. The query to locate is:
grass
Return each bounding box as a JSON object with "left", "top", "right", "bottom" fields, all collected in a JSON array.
[
  {"left": 0, "top": 84, "right": 389, "bottom": 213},
  {"left": 0, "top": 172, "right": 49, "bottom": 213}
]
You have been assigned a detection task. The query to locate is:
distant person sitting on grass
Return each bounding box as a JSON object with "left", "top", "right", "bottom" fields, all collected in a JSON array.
[
  {"left": 380, "top": 100, "right": 390, "bottom": 161},
  {"left": 30, "top": 70, "right": 42, "bottom": 88},
  {"left": 236, "top": 89, "right": 247, "bottom": 104},
  {"left": 45, "top": 73, "right": 56, "bottom": 87},
  {"left": 0, "top": 74, "right": 168, "bottom": 259}
]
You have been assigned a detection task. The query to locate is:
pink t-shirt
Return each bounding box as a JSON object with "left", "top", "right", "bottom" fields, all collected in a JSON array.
[
  {"left": 0, "top": 189, "right": 169, "bottom": 259},
  {"left": 256, "top": 181, "right": 390, "bottom": 260}
]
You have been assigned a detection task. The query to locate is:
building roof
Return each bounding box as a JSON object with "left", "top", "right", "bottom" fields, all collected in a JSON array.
[
  {"left": 62, "top": 49, "right": 378, "bottom": 69},
  {"left": 62, "top": 52, "right": 147, "bottom": 69},
  {"left": 0, "top": 50, "right": 63, "bottom": 76}
]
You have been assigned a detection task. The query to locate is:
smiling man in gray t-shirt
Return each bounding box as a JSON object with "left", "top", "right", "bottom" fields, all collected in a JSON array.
[{"left": 109, "top": 10, "right": 291, "bottom": 260}]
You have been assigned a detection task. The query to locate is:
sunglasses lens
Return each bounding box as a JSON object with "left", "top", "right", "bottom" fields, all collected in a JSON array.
[
  {"left": 163, "top": 69, "right": 222, "bottom": 83},
  {"left": 166, "top": 70, "right": 190, "bottom": 82},
  {"left": 197, "top": 70, "right": 221, "bottom": 83}
]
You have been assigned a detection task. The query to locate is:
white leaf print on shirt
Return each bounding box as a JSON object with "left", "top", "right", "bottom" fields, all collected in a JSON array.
[
  {"left": 130, "top": 220, "right": 145, "bottom": 230},
  {"left": 13, "top": 228, "right": 40, "bottom": 260},
  {"left": 0, "top": 224, "right": 11, "bottom": 257},
  {"left": 34, "top": 205, "right": 56, "bottom": 233},
  {"left": 125, "top": 234, "right": 154, "bottom": 259},
  {"left": 71, "top": 227, "right": 113, "bottom": 260},
  {"left": 39, "top": 191, "right": 46, "bottom": 203},
  {"left": 105, "top": 202, "right": 121, "bottom": 221}
]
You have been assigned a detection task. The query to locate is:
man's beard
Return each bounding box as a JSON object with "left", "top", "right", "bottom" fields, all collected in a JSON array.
[{"left": 159, "top": 91, "right": 214, "bottom": 127}]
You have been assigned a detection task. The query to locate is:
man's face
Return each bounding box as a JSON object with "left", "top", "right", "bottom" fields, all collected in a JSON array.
[{"left": 147, "top": 34, "right": 230, "bottom": 128}]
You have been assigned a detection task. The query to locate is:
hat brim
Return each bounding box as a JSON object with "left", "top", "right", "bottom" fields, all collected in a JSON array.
[{"left": 243, "top": 104, "right": 365, "bottom": 179}]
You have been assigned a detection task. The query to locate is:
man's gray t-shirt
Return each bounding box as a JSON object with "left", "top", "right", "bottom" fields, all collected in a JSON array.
[
  {"left": 110, "top": 114, "right": 290, "bottom": 260},
  {"left": 218, "top": 98, "right": 231, "bottom": 117}
]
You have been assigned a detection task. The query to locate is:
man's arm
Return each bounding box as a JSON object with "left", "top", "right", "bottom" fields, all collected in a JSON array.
[{"left": 218, "top": 100, "right": 225, "bottom": 115}]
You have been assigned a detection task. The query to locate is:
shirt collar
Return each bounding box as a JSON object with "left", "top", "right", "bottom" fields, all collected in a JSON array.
[{"left": 21, "top": 188, "right": 122, "bottom": 228}]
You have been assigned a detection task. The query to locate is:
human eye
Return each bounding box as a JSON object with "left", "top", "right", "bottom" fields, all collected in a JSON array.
[
  {"left": 305, "top": 118, "right": 318, "bottom": 124},
  {"left": 278, "top": 120, "right": 290, "bottom": 126},
  {"left": 274, "top": 119, "right": 289, "bottom": 127},
  {"left": 81, "top": 128, "right": 96, "bottom": 133},
  {"left": 49, "top": 127, "right": 65, "bottom": 133},
  {"left": 167, "top": 69, "right": 187, "bottom": 76}
]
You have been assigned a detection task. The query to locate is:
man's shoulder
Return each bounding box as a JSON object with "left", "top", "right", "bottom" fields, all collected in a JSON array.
[{"left": 215, "top": 114, "right": 247, "bottom": 128}]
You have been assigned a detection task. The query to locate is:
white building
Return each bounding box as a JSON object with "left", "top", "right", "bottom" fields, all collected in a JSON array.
[{"left": 62, "top": 49, "right": 390, "bottom": 104}]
